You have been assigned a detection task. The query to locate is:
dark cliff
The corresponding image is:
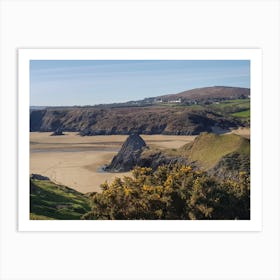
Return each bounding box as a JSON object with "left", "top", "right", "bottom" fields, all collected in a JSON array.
[{"left": 30, "top": 107, "right": 243, "bottom": 135}]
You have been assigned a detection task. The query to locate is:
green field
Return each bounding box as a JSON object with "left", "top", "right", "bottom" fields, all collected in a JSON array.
[
  {"left": 208, "top": 98, "right": 248, "bottom": 109},
  {"left": 157, "top": 98, "right": 250, "bottom": 118},
  {"left": 231, "top": 109, "right": 250, "bottom": 118},
  {"left": 206, "top": 99, "right": 250, "bottom": 121},
  {"left": 30, "top": 179, "right": 91, "bottom": 220}
]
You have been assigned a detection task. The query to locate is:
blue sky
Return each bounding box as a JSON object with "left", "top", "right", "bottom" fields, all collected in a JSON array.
[{"left": 30, "top": 60, "right": 250, "bottom": 106}]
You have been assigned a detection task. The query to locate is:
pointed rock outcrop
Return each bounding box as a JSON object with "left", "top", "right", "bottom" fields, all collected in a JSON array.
[{"left": 105, "top": 134, "right": 147, "bottom": 172}]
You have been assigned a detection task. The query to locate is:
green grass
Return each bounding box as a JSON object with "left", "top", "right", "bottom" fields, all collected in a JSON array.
[
  {"left": 156, "top": 98, "right": 250, "bottom": 120},
  {"left": 30, "top": 213, "right": 55, "bottom": 220},
  {"left": 231, "top": 109, "right": 250, "bottom": 118},
  {"left": 30, "top": 179, "right": 92, "bottom": 220},
  {"left": 181, "top": 132, "right": 250, "bottom": 170},
  {"left": 207, "top": 99, "right": 250, "bottom": 114},
  {"left": 221, "top": 99, "right": 249, "bottom": 104}
]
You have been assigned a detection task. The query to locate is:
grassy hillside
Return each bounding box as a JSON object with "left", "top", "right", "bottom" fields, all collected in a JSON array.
[
  {"left": 181, "top": 133, "right": 250, "bottom": 170},
  {"left": 30, "top": 179, "right": 91, "bottom": 220},
  {"left": 208, "top": 98, "right": 249, "bottom": 113},
  {"left": 207, "top": 99, "right": 250, "bottom": 122}
]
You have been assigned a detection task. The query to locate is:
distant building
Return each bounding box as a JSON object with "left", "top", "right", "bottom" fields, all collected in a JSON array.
[
  {"left": 168, "top": 98, "right": 182, "bottom": 103},
  {"left": 155, "top": 98, "right": 163, "bottom": 103}
]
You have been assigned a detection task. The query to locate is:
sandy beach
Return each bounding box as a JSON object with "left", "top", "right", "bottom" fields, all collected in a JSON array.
[{"left": 30, "top": 133, "right": 196, "bottom": 193}]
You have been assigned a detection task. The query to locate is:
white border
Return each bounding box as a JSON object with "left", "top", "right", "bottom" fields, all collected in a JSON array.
[{"left": 18, "top": 49, "right": 262, "bottom": 231}]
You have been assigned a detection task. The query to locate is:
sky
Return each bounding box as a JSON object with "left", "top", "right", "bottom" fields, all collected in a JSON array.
[{"left": 30, "top": 60, "right": 250, "bottom": 106}]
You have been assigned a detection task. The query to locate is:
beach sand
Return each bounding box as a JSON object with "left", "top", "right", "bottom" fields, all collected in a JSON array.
[
  {"left": 30, "top": 133, "right": 196, "bottom": 193},
  {"left": 229, "top": 127, "right": 250, "bottom": 139}
]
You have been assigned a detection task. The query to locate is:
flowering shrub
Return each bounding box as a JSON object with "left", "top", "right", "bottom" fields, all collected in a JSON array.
[{"left": 82, "top": 165, "right": 250, "bottom": 220}]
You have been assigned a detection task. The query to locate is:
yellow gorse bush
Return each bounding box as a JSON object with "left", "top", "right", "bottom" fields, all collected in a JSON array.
[{"left": 83, "top": 164, "right": 250, "bottom": 220}]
